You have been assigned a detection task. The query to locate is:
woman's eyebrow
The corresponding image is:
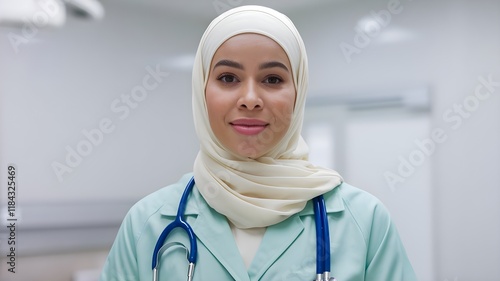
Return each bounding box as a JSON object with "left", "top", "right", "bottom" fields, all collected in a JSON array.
[
  {"left": 259, "top": 61, "right": 289, "bottom": 72},
  {"left": 213, "top": 60, "right": 289, "bottom": 72},
  {"left": 213, "top": 59, "right": 244, "bottom": 70}
]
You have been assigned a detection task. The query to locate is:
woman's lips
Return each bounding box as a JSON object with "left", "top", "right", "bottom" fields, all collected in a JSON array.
[{"left": 230, "top": 119, "right": 269, "bottom": 135}]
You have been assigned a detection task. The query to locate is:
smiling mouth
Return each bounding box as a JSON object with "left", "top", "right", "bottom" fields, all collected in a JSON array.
[{"left": 230, "top": 119, "right": 269, "bottom": 135}]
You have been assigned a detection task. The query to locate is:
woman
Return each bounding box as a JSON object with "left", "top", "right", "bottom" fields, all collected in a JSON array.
[{"left": 100, "top": 5, "right": 417, "bottom": 281}]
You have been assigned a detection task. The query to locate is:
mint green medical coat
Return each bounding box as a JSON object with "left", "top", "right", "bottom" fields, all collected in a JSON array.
[{"left": 100, "top": 173, "right": 417, "bottom": 281}]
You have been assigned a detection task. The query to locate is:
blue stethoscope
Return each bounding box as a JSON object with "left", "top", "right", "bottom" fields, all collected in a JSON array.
[{"left": 152, "top": 177, "right": 337, "bottom": 281}]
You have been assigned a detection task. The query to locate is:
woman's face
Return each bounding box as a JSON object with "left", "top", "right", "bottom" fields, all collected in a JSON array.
[{"left": 205, "top": 33, "right": 296, "bottom": 159}]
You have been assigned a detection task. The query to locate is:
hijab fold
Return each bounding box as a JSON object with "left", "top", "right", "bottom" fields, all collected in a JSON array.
[{"left": 192, "top": 5, "right": 343, "bottom": 228}]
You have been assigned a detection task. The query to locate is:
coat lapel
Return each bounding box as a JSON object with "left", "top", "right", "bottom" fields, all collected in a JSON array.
[
  {"left": 247, "top": 187, "right": 345, "bottom": 280},
  {"left": 159, "top": 179, "right": 249, "bottom": 281},
  {"left": 248, "top": 214, "right": 304, "bottom": 279},
  {"left": 190, "top": 187, "right": 250, "bottom": 281}
]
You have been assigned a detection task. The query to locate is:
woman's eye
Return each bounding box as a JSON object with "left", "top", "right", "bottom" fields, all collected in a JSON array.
[
  {"left": 218, "top": 74, "right": 238, "bottom": 83},
  {"left": 264, "top": 76, "right": 282, "bottom": 84}
]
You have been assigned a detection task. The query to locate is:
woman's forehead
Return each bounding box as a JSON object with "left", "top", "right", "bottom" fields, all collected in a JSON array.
[
  {"left": 210, "top": 33, "right": 292, "bottom": 70},
  {"left": 215, "top": 34, "right": 288, "bottom": 56}
]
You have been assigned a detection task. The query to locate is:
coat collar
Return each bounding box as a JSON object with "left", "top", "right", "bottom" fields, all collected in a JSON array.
[
  {"left": 297, "top": 183, "right": 345, "bottom": 215},
  {"left": 159, "top": 174, "right": 199, "bottom": 216}
]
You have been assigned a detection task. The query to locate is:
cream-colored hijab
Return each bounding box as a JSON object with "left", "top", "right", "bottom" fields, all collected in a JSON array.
[{"left": 192, "top": 5, "right": 343, "bottom": 228}]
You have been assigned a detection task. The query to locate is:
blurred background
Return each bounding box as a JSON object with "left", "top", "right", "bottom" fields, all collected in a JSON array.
[{"left": 0, "top": 0, "right": 499, "bottom": 280}]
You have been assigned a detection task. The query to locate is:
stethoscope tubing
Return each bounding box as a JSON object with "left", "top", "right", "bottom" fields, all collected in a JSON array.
[
  {"left": 151, "top": 177, "right": 336, "bottom": 281},
  {"left": 313, "top": 195, "right": 332, "bottom": 279},
  {"left": 152, "top": 177, "right": 198, "bottom": 269}
]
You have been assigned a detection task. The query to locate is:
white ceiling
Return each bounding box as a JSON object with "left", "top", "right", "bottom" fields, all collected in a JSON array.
[{"left": 107, "top": 0, "right": 342, "bottom": 21}]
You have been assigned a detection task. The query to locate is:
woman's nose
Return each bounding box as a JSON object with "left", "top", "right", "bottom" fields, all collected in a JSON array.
[{"left": 237, "top": 81, "right": 263, "bottom": 110}]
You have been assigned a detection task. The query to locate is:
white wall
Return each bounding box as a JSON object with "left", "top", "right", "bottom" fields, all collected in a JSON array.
[{"left": 1, "top": 0, "right": 499, "bottom": 280}]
